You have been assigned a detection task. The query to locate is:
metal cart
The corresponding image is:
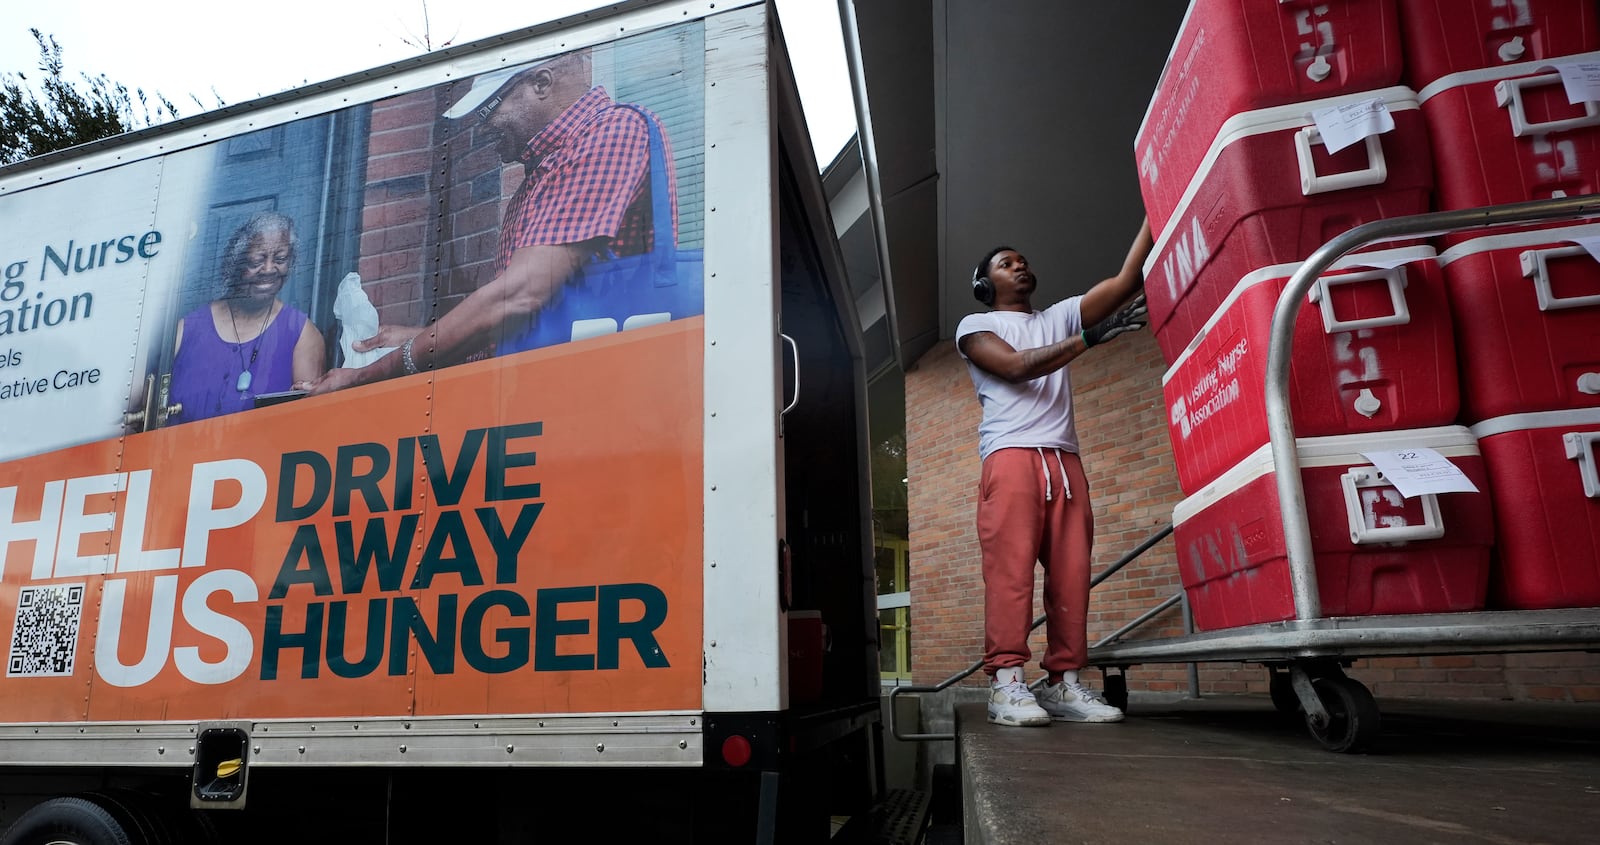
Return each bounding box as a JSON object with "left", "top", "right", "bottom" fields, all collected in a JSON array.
[{"left": 1089, "top": 194, "right": 1600, "bottom": 753}]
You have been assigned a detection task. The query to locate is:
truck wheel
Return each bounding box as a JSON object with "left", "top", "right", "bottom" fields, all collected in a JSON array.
[
  {"left": 0, "top": 797, "right": 134, "bottom": 845},
  {"left": 76, "top": 790, "right": 173, "bottom": 845},
  {"left": 87, "top": 790, "right": 218, "bottom": 845}
]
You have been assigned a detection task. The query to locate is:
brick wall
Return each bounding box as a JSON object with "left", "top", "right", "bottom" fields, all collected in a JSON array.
[
  {"left": 359, "top": 91, "right": 441, "bottom": 332},
  {"left": 358, "top": 86, "right": 511, "bottom": 343},
  {"left": 906, "top": 330, "right": 1600, "bottom": 703}
]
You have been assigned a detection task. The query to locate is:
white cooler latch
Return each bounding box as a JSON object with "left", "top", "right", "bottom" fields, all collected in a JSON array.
[
  {"left": 1519, "top": 245, "right": 1600, "bottom": 311},
  {"left": 1495, "top": 73, "right": 1600, "bottom": 138},
  {"left": 1340, "top": 467, "right": 1446, "bottom": 544},
  {"left": 1307, "top": 266, "right": 1412, "bottom": 333},
  {"left": 1565, "top": 432, "right": 1600, "bottom": 498}
]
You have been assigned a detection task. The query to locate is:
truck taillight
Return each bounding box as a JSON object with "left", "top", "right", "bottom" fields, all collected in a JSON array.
[{"left": 720, "top": 735, "right": 753, "bottom": 767}]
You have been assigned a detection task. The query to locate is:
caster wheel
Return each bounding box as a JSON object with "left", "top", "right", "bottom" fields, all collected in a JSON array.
[{"left": 1303, "top": 676, "right": 1381, "bottom": 753}]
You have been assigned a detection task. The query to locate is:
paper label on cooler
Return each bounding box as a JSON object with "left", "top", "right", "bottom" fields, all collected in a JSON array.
[
  {"left": 1571, "top": 236, "right": 1600, "bottom": 264},
  {"left": 1311, "top": 99, "right": 1395, "bottom": 154},
  {"left": 1359, "top": 448, "right": 1481, "bottom": 497},
  {"left": 1551, "top": 59, "right": 1600, "bottom": 105}
]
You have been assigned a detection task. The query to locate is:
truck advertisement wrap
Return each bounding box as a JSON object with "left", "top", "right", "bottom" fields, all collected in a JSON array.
[{"left": 0, "top": 21, "right": 708, "bottom": 720}]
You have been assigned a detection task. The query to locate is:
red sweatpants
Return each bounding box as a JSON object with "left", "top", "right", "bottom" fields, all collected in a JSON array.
[{"left": 977, "top": 447, "right": 1093, "bottom": 677}]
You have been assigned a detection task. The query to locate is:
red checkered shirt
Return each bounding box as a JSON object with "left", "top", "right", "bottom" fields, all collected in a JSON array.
[{"left": 496, "top": 86, "right": 678, "bottom": 273}]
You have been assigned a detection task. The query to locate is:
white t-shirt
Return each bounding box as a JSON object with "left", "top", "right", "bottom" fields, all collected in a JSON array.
[{"left": 955, "top": 297, "right": 1086, "bottom": 461}]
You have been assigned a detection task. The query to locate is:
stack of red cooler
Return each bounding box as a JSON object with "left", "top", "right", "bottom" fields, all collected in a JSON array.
[
  {"left": 1139, "top": 0, "right": 1600, "bottom": 630},
  {"left": 1439, "top": 220, "right": 1600, "bottom": 610},
  {"left": 1402, "top": 0, "right": 1600, "bottom": 611}
]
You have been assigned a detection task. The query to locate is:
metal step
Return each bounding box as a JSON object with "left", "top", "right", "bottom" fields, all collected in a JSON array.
[{"left": 833, "top": 787, "right": 931, "bottom": 844}]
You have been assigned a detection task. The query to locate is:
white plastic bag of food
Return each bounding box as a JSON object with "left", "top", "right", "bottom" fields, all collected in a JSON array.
[{"left": 332, "top": 272, "right": 394, "bottom": 368}]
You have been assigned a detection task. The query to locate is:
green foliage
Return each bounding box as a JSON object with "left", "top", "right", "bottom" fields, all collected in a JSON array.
[{"left": 0, "top": 29, "right": 202, "bottom": 165}]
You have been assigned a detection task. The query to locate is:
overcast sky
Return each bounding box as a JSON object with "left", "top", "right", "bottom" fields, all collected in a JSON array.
[{"left": 0, "top": 0, "right": 858, "bottom": 163}]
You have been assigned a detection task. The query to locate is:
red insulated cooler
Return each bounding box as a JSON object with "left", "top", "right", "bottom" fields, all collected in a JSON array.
[
  {"left": 1138, "top": 0, "right": 1404, "bottom": 237},
  {"left": 1418, "top": 51, "right": 1600, "bottom": 223},
  {"left": 1438, "top": 226, "right": 1600, "bottom": 421},
  {"left": 1163, "top": 245, "right": 1459, "bottom": 494},
  {"left": 1144, "top": 87, "right": 1435, "bottom": 364},
  {"left": 1398, "top": 0, "right": 1600, "bottom": 89},
  {"left": 1174, "top": 426, "right": 1494, "bottom": 631},
  {"left": 1470, "top": 408, "right": 1600, "bottom": 609}
]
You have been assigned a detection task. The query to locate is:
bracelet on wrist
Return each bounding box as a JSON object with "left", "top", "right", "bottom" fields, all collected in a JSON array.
[{"left": 401, "top": 336, "right": 420, "bottom": 376}]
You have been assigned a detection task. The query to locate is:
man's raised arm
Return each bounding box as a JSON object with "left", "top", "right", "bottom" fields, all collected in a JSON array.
[{"left": 1078, "top": 218, "right": 1153, "bottom": 328}]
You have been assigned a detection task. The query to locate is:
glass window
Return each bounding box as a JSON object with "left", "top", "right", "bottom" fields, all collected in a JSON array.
[{"left": 870, "top": 368, "right": 909, "bottom": 681}]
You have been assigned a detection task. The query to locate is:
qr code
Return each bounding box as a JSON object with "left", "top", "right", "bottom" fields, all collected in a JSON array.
[{"left": 8, "top": 584, "right": 85, "bottom": 677}]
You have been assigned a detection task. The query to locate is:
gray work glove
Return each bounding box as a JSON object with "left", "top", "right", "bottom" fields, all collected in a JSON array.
[{"left": 1083, "top": 294, "right": 1148, "bottom": 348}]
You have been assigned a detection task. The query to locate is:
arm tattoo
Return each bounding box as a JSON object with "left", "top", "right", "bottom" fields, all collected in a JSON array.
[
  {"left": 966, "top": 331, "right": 1082, "bottom": 382},
  {"left": 1018, "top": 339, "right": 1076, "bottom": 375}
]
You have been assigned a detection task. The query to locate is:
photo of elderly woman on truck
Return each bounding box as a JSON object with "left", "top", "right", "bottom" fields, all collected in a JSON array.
[{"left": 166, "top": 211, "right": 326, "bottom": 423}]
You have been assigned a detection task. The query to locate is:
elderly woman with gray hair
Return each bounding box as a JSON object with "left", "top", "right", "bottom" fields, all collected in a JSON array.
[{"left": 168, "top": 211, "right": 326, "bottom": 423}]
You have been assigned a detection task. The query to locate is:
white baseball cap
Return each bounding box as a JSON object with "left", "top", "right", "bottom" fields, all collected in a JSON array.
[{"left": 441, "top": 65, "right": 531, "bottom": 120}]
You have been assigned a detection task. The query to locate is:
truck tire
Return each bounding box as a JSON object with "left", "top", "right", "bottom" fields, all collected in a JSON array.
[
  {"left": 79, "top": 789, "right": 215, "bottom": 845},
  {"left": 0, "top": 797, "right": 134, "bottom": 845}
]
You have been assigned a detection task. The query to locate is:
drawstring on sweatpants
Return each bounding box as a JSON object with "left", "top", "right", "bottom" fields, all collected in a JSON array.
[{"left": 1035, "top": 447, "right": 1071, "bottom": 502}]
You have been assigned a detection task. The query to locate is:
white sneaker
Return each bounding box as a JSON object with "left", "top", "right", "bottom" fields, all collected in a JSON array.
[
  {"left": 987, "top": 667, "right": 1051, "bottom": 727},
  {"left": 1039, "top": 678, "right": 1124, "bottom": 723}
]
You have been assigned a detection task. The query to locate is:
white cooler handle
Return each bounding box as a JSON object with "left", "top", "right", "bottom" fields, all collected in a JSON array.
[
  {"left": 1519, "top": 246, "right": 1600, "bottom": 311},
  {"left": 1565, "top": 432, "right": 1600, "bottom": 498},
  {"left": 1295, "top": 127, "right": 1388, "bottom": 196},
  {"left": 1306, "top": 266, "right": 1412, "bottom": 333},
  {"left": 1340, "top": 467, "right": 1446, "bottom": 544},
  {"left": 1495, "top": 73, "right": 1600, "bottom": 137}
]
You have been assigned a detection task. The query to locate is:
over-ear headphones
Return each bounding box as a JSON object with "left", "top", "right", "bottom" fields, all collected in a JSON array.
[
  {"left": 971, "top": 245, "right": 1012, "bottom": 307},
  {"left": 972, "top": 269, "right": 995, "bottom": 306}
]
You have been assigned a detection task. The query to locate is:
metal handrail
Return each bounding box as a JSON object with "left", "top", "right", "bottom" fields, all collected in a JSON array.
[
  {"left": 1268, "top": 194, "right": 1600, "bottom": 622},
  {"left": 887, "top": 523, "right": 1173, "bottom": 742},
  {"left": 1094, "top": 593, "right": 1184, "bottom": 648},
  {"left": 1093, "top": 523, "right": 1175, "bottom": 589}
]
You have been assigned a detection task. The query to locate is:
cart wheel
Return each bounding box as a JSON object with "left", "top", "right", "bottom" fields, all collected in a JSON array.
[
  {"left": 1102, "top": 671, "right": 1129, "bottom": 714},
  {"left": 1303, "top": 676, "right": 1381, "bottom": 754},
  {"left": 1268, "top": 670, "right": 1299, "bottom": 714}
]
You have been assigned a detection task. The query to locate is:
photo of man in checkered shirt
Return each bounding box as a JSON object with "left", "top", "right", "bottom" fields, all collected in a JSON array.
[{"left": 308, "top": 48, "right": 677, "bottom": 395}]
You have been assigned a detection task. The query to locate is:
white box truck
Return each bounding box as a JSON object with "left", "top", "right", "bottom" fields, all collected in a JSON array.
[{"left": 0, "top": 1, "right": 884, "bottom": 841}]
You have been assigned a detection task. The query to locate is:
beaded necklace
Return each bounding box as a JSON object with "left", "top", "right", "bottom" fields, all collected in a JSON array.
[{"left": 224, "top": 301, "right": 272, "bottom": 398}]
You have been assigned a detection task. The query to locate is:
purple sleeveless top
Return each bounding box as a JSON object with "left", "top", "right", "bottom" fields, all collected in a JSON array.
[{"left": 169, "top": 303, "right": 308, "bottom": 423}]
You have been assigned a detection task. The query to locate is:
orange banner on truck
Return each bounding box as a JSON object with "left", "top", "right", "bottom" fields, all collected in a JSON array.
[{"left": 0, "top": 321, "right": 705, "bottom": 722}]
